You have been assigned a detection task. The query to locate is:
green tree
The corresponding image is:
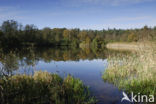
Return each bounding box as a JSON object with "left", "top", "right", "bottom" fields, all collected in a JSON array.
[
  {"left": 42, "top": 27, "right": 51, "bottom": 40},
  {"left": 1, "top": 20, "right": 18, "bottom": 35},
  {"left": 0, "top": 20, "right": 21, "bottom": 47},
  {"left": 23, "top": 24, "right": 38, "bottom": 43},
  {"left": 85, "top": 36, "right": 91, "bottom": 44},
  {"left": 63, "top": 29, "right": 71, "bottom": 40},
  {"left": 78, "top": 31, "right": 87, "bottom": 41}
]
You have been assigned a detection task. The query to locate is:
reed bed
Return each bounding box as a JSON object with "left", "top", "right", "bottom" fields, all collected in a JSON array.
[{"left": 103, "top": 42, "right": 156, "bottom": 96}]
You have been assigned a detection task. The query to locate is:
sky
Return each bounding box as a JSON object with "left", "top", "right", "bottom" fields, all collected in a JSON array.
[{"left": 0, "top": 0, "right": 156, "bottom": 30}]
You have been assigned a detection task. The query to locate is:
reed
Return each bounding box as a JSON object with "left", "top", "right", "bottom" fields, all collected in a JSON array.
[
  {"left": 0, "top": 71, "right": 96, "bottom": 104},
  {"left": 103, "top": 42, "right": 156, "bottom": 96}
]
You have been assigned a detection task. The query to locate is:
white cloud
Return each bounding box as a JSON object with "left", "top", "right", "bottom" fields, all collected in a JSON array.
[
  {"left": 68, "top": 0, "right": 154, "bottom": 6},
  {"left": 0, "top": 6, "right": 27, "bottom": 23},
  {"left": 111, "top": 0, "right": 154, "bottom": 6},
  {"left": 78, "top": 15, "right": 156, "bottom": 30},
  {"left": 108, "top": 16, "right": 153, "bottom": 22}
]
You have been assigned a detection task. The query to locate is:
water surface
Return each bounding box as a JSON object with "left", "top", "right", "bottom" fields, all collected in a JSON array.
[{"left": 0, "top": 47, "right": 131, "bottom": 104}]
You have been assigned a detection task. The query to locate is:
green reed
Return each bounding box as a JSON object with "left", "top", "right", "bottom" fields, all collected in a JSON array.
[{"left": 0, "top": 71, "right": 96, "bottom": 104}]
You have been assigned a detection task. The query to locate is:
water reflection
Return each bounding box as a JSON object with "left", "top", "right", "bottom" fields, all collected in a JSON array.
[{"left": 0, "top": 47, "right": 130, "bottom": 104}]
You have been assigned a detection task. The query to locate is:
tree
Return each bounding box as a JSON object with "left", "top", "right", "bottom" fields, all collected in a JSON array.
[
  {"left": 52, "top": 28, "right": 65, "bottom": 43},
  {"left": 23, "top": 24, "right": 38, "bottom": 43},
  {"left": 88, "top": 32, "right": 95, "bottom": 40},
  {"left": 0, "top": 30, "right": 3, "bottom": 46},
  {"left": 143, "top": 25, "right": 149, "bottom": 31},
  {"left": 85, "top": 36, "right": 91, "bottom": 44},
  {"left": 92, "top": 38, "right": 98, "bottom": 48},
  {"left": 78, "top": 31, "right": 87, "bottom": 41},
  {"left": 0, "top": 30, "right": 3, "bottom": 37},
  {"left": 1, "top": 20, "right": 18, "bottom": 34},
  {"left": 63, "top": 30, "right": 71, "bottom": 40},
  {"left": 42, "top": 27, "right": 51, "bottom": 40},
  {"left": 154, "top": 26, "right": 156, "bottom": 30},
  {"left": 0, "top": 20, "right": 155, "bottom": 48},
  {"left": 0, "top": 20, "right": 21, "bottom": 47}
]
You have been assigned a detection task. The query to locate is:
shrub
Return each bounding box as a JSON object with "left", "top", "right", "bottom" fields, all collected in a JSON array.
[{"left": 0, "top": 71, "right": 96, "bottom": 104}]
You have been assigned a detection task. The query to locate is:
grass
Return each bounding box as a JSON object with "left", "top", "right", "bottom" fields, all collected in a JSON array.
[
  {"left": 106, "top": 42, "right": 156, "bottom": 51},
  {"left": 0, "top": 71, "right": 96, "bottom": 104},
  {"left": 103, "top": 42, "right": 156, "bottom": 96}
]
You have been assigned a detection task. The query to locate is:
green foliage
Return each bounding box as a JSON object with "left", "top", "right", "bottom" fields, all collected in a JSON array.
[
  {"left": 0, "top": 20, "right": 156, "bottom": 48},
  {"left": 78, "top": 31, "right": 88, "bottom": 41},
  {"left": 91, "top": 38, "right": 98, "bottom": 48},
  {"left": 63, "top": 29, "right": 71, "bottom": 40},
  {"left": 120, "top": 79, "right": 156, "bottom": 96},
  {"left": 70, "top": 39, "right": 79, "bottom": 47},
  {"left": 0, "top": 71, "right": 96, "bottom": 104},
  {"left": 128, "top": 33, "right": 138, "bottom": 42},
  {"left": 154, "top": 26, "right": 156, "bottom": 30}
]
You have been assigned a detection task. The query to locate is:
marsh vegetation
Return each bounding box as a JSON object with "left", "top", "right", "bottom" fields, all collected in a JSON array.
[
  {"left": 0, "top": 71, "right": 96, "bottom": 104},
  {"left": 103, "top": 42, "right": 156, "bottom": 97}
]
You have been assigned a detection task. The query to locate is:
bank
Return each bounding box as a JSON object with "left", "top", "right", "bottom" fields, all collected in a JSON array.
[
  {"left": 103, "top": 42, "right": 156, "bottom": 98},
  {"left": 106, "top": 42, "right": 155, "bottom": 51}
]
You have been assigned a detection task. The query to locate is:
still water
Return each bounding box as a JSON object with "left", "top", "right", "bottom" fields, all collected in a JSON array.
[{"left": 0, "top": 47, "right": 130, "bottom": 104}]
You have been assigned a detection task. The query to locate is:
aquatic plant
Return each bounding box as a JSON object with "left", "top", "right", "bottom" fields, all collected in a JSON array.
[
  {"left": 0, "top": 71, "right": 96, "bottom": 104},
  {"left": 103, "top": 42, "right": 156, "bottom": 96}
]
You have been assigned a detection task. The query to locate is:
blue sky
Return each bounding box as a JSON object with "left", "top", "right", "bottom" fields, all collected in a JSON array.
[{"left": 0, "top": 0, "right": 156, "bottom": 29}]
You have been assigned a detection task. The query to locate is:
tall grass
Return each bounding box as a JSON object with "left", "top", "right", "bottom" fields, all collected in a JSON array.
[
  {"left": 0, "top": 71, "right": 96, "bottom": 104},
  {"left": 103, "top": 42, "right": 156, "bottom": 96}
]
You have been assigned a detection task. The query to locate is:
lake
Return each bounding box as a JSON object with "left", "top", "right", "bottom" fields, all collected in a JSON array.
[{"left": 0, "top": 47, "right": 131, "bottom": 104}]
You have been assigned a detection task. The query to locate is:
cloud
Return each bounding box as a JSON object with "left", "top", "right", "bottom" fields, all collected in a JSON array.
[
  {"left": 78, "top": 15, "right": 156, "bottom": 30},
  {"left": 110, "top": 0, "right": 154, "bottom": 6},
  {"left": 108, "top": 16, "right": 153, "bottom": 22},
  {"left": 0, "top": 6, "right": 27, "bottom": 23},
  {"left": 66, "top": 0, "right": 154, "bottom": 6}
]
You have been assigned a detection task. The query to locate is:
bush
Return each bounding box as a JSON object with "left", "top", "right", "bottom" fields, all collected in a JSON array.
[{"left": 0, "top": 71, "right": 96, "bottom": 104}]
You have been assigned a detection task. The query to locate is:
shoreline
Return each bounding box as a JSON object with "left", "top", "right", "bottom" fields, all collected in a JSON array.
[{"left": 106, "top": 42, "right": 154, "bottom": 51}]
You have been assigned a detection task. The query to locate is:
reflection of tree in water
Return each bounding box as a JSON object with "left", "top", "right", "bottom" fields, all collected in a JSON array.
[
  {"left": 0, "top": 47, "right": 130, "bottom": 75},
  {"left": 0, "top": 47, "right": 37, "bottom": 76},
  {"left": 0, "top": 52, "right": 19, "bottom": 76}
]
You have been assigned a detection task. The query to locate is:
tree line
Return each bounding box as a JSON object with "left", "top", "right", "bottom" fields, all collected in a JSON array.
[{"left": 0, "top": 20, "right": 156, "bottom": 48}]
